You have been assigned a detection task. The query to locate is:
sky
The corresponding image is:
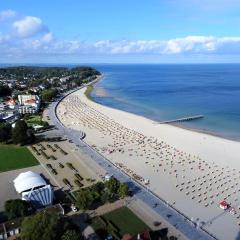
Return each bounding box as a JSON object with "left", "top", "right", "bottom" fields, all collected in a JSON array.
[{"left": 1, "top": 0, "right": 240, "bottom": 63}]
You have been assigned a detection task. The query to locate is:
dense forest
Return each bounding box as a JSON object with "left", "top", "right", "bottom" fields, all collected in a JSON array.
[{"left": 0, "top": 66, "right": 101, "bottom": 80}]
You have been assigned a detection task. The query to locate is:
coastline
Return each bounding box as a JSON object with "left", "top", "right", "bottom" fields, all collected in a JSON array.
[
  {"left": 90, "top": 77, "right": 240, "bottom": 142},
  {"left": 87, "top": 84, "right": 240, "bottom": 148},
  {"left": 56, "top": 84, "right": 240, "bottom": 240}
]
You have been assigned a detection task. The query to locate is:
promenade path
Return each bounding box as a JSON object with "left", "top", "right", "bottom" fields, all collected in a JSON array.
[{"left": 47, "top": 86, "right": 217, "bottom": 240}]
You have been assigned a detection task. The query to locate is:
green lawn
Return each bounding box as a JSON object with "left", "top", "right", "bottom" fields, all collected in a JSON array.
[
  {"left": 25, "top": 115, "right": 42, "bottom": 124},
  {"left": 91, "top": 207, "right": 149, "bottom": 239},
  {"left": 0, "top": 145, "right": 39, "bottom": 172}
]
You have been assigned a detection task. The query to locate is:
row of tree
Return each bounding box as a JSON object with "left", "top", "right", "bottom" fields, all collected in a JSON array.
[
  {"left": 4, "top": 199, "right": 82, "bottom": 240},
  {"left": 21, "top": 211, "right": 82, "bottom": 240},
  {"left": 41, "top": 89, "right": 58, "bottom": 102},
  {"left": 75, "top": 178, "right": 129, "bottom": 210},
  {"left": 0, "top": 84, "right": 11, "bottom": 97},
  {"left": 0, "top": 120, "right": 35, "bottom": 145}
]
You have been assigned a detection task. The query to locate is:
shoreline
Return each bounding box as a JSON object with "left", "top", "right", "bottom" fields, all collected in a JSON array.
[
  {"left": 56, "top": 85, "right": 240, "bottom": 240},
  {"left": 89, "top": 83, "right": 239, "bottom": 146},
  {"left": 89, "top": 76, "right": 240, "bottom": 143}
]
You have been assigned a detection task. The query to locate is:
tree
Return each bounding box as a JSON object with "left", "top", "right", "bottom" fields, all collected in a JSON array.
[
  {"left": 118, "top": 183, "right": 129, "bottom": 198},
  {"left": 75, "top": 190, "right": 93, "bottom": 210},
  {"left": 105, "top": 177, "right": 120, "bottom": 194},
  {"left": 4, "top": 199, "right": 31, "bottom": 219},
  {"left": 90, "top": 182, "right": 105, "bottom": 202},
  {"left": 0, "top": 123, "right": 12, "bottom": 142},
  {"left": 0, "top": 84, "right": 11, "bottom": 97},
  {"left": 100, "top": 190, "right": 113, "bottom": 203},
  {"left": 12, "top": 120, "right": 34, "bottom": 145},
  {"left": 61, "top": 230, "right": 82, "bottom": 240},
  {"left": 41, "top": 89, "right": 58, "bottom": 102},
  {"left": 21, "top": 211, "right": 61, "bottom": 240}
]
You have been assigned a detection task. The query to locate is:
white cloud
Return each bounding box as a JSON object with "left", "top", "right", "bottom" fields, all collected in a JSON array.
[
  {"left": 2, "top": 32, "right": 240, "bottom": 60},
  {"left": 13, "top": 16, "right": 46, "bottom": 38},
  {"left": 3, "top": 35, "right": 240, "bottom": 60},
  {"left": 1, "top": 10, "right": 240, "bottom": 60},
  {"left": 0, "top": 9, "right": 16, "bottom": 21},
  {"left": 41, "top": 32, "right": 54, "bottom": 43}
]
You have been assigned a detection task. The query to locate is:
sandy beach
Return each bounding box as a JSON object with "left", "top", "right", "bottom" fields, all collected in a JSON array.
[{"left": 56, "top": 86, "right": 240, "bottom": 240}]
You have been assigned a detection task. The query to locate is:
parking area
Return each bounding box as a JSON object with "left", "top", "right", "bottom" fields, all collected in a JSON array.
[{"left": 29, "top": 140, "right": 103, "bottom": 191}]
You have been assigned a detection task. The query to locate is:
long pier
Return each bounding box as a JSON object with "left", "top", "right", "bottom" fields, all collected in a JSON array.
[{"left": 159, "top": 115, "right": 204, "bottom": 124}]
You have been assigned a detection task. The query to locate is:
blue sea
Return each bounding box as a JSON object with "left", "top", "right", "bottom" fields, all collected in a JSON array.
[{"left": 91, "top": 64, "right": 240, "bottom": 141}]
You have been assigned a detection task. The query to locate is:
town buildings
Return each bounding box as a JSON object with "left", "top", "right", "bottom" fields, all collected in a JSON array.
[{"left": 18, "top": 95, "right": 41, "bottom": 114}]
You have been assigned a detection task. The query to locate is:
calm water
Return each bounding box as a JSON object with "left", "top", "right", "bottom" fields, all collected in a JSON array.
[{"left": 91, "top": 64, "right": 240, "bottom": 141}]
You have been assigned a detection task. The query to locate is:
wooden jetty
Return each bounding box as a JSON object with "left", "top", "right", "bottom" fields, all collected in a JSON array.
[{"left": 158, "top": 115, "right": 204, "bottom": 124}]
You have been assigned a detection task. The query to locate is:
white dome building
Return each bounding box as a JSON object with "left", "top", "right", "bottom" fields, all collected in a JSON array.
[{"left": 14, "top": 171, "right": 53, "bottom": 208}]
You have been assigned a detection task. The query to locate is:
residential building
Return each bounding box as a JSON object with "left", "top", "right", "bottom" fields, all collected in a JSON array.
[{"left": 18, "top": 95, "right": 41, "bottom": 114}]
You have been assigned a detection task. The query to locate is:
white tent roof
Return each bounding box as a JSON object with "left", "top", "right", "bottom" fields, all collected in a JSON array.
[{"left": 14, "top": 171, "right": 46, "bottom": 193}]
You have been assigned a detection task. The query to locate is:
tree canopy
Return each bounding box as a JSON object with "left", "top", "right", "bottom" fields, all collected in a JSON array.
[
  {"left": 75, "top": 189, "right": 93, "bottom": 210},
  {"left": 0, "top": 123, "right": 12, "bottom": 143},
  {"left": 74, "top": 179, "right": 129, "bottom": 210},
  {"left": 105, "top": 177, "right": 120, "bottom": 194},
  {"left": 61, "top": 230, "right": 82, "bottom": 240},
  {"left": 0, "top": 84, "right": 11, "bottom": 97},
  {"left": 4, "top": 199, "right": 31, "bottom": 220},
  {"left": 21, "top": 211, "right": 61, "bottom": 240},
  {"left": 118, "top": 183, "right": 129, "bottom": 198},
  {"left": 41, "top": 89, "right": 58, "bottom": 102},
  {"left": 12, "top": 120, "right": 35, "bottom": 145}
]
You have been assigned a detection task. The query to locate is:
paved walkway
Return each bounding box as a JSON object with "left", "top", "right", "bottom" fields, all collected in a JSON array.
[
  {"left": 94, "top": 199, "right": 125, "bottom": 216},
  {"left": 46, "top": 86, "right": 217, "bottom": 240}
]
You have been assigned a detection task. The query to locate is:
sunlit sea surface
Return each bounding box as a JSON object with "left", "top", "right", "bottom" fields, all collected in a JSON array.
[{"left": 90, "top": 64, "right": 240, "bottom": 141}]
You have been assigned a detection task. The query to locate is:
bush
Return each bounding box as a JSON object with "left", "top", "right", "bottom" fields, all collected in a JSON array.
[
  {"left": 74, "top": 179, "right": 83, "bottom": 188},
  {"left": 74, "top": 173, "right": 83, "bottom": 181},
  {"left": 63, "top": 178, "right": 71, "bottom": 185},
  {"left": 40, "top": 151, "right": 50, "bottom": 159},
  {"left": 66, "top": 162, "right": 75, "bottom": 170},
  {"left": 51, "top": 169, "right": 58, "bottom": 175},
  {"left": 0, "top": 123, "right": 12, "bottom": 143},
  {"left": 61, "top": 230, "right": 82, "bottom": 240},
  {"left": 59, "top": 163, "right": 64, "bottom": 168},
  {"left": 60, "top": 149, "right": 68, "bottom": 155},
  {"left": 50, "top": 155, "right": 57, "bottom": 160},
  {"left": 54, "top": 144, "right": 60, "bottom": 149}
]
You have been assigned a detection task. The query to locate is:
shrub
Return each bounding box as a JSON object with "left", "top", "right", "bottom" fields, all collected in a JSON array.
[
  {"left": 66, "top": 162, "right": 75, "bottom": 170},
  {"left": 74, "top": 179, "right": 83, "bottom": 188},
  {"left": 50, "top": 155, "right": 57, "bottom": 160},
  {"left": 74, "top": 173, "right": 83, "bottom": 181},
  {"left": 63, "top": 178, "right": 71, "bottom": 186},
  {"left": 59, "top": 163, "right": 64, "bottom": 168},
  {"left": 51, "top": 169, "right": 57, "bottom": 175}
]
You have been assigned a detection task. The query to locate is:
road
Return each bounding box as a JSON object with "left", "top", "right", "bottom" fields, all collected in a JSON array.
[{"left": 46, "top": 86, "right": 217, "bottom": 240}]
